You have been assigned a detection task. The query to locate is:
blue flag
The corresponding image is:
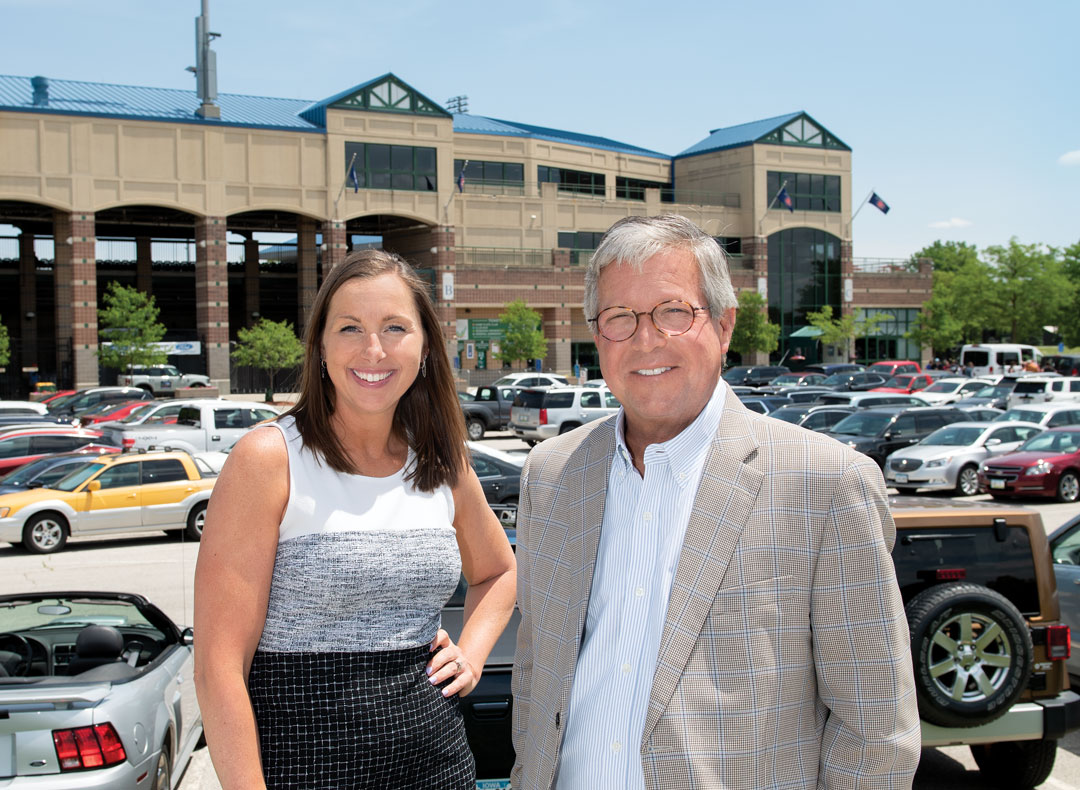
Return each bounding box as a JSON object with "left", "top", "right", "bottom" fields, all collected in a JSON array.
[
  {"left": 870, "top": 192, "right": 890, "bottom": 214},
  {"left": 457, "top": 170, "right": 465, "bottom": 193},
  {"left": 349, "top": 165, "right": 359, "bottom": 193},
  {"left": 777, "top": 186, "right": 794, "bottom": 213}
]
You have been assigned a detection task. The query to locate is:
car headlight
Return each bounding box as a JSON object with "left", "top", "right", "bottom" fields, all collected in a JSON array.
[
  {"left": 1025, "top": 460, "right": 1054, "bottom": 476},
  {"left": 0, "top": 507, "right": 8, "bottom": 518},
  {"left": 925, "top": 457, "right": 949, "bottom": 468}
]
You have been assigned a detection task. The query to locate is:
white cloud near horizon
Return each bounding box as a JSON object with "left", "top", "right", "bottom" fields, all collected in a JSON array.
[
  {"left": 1059, "top": 150, "right": 1080, "bottom": 166},
  {"left": 928, "top": 218, "right": 973, "bottom": 229}
]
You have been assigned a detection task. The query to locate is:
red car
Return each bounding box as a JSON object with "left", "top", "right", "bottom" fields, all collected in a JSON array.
[
  {"left": 978, "top": 427, "right": 1080, "bottom": 503},
  {"left": 76, "top": 399, "right": 157, "bottom": 426},
  {"left": 0, "top": 427, "right": 119, "bottom": 474},
  {"left": 870, "top": 373, "right": 937, "bottom": 394},
  {"left": 867, "top": 360, "right": 922, "bottom": 377}
]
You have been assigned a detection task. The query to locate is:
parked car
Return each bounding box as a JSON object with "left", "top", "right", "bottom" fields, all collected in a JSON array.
[
  {"left": 782, "top": 386, "right": 835, "bottom": 404},
  {"left": 820, "top": 371, "right": 889, "bottom": 391},
  {"left": 766, "top": 405, "right": 855, "bottom": 432},
  {"left": 74, "top": 398, "right": 157, "bottom": 426},
  {"left": 738, "top": 395, "right": 793, "bottom": 414},
  {"left": 97, "top": 397, "right": 225, "bottom": 430},
  {"left": 1007, "top": 376, "right": 1080, "bottom": 409},
  {"left": 0, "top": 449, "right": 122, "bottom": 495},
  {"left": 116, "top": 364, "right": 211, "bottom": 394},
  {"left": 0, "top": 427, "right": 119, "bottom": 475},
  {"left": 802, "top": 362, "right": 864, "bottom": 376},
  {"left": 961, "top": 343, "right": 1042, "bottom": 376},
  {"left": 914, "top": 377, "right": 994, "bottom": 405},
  {"left": 823, "top": 406, "right": 967, "bottom": 467},
  {"left": 453, "top": 499, "right": 1080, "bottom": 788},
  {"left": 510, "top": 386, "right": 620, "bottom": 444},
  {"left": 993, "top": 403, "right": 1080, "bottom": 429},
  {"left": 0, "top": 400, "right": 49, "bottom": 417},
  {"left": 765, "top": 372, "right": 827, "bottom": 388},
  {"left": 0, "top": 590, "right": 202, "bottom": 788},
  {"left": 1048, "top": 513, "right": 1080, "bottom": 675},
  {"left": 99, "top": 401, "right": 280, "bottom": 454},
  {"left": 457, "top": 390, "right": 475, "bottom": 402},
  {"left": 884, "top": 421, "right": 1043, "bottom": 496},
  {"left": 1044, "top": 354, "right": 1080, "bottom": 376},
  {"left": 468, "top": 442, "right": 524, "bottom": 528},
  {"left": 867, "top": 359, "right": 922, "bottom": 377},
  {"left": 0, "top": 450, "right": 216, "bottom": 553},
  {"left": 46, "top": 387, "right": 154, "bottom": 418},
  {"left": 978, "top": 427, "right": 1080, "bottom": 502},
  {"left": 870, "top": 373, "right": 939, "bottom": 394},
  {"left": 491, "top": 372, "right": 568, "bottom": 389},
  {"left": 814, "top": 392, "right": 929, "bottom": 409},
  {"left": 721, "top": 365, "right": 790, "bottom": 387},
  {"left": 956, "top": 405, "right": 1005, "bottom": 422},
  {"left": 462, "top": 385, "right": 521, "bottom": 441}
]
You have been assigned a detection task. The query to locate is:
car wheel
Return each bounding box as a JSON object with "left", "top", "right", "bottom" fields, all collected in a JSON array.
[
  {"left": 970, "top": 739, "right": 1057, "bottom": 789},
  {"left": 466, "top": 419, "right": 485, "bottom": 442},
  {"left": 151, "top": 745, "right": 171, "bottom": 790},
  {"left": 894, "top": 487, "right": 918, "bottom": 496},
  {"left": 956, "top": 464, "right": 980, "bottom": 497},
  {"left": 1057, "top": 471, "right": 1080, "bottom": 503},
  {"left": 190, "top": 382, "right": 207, "bottom": 388},
  {"left": 905, "top": 582, "right": 1032, "bottom": 727},
  {"left": 22, "top": 512, "right": 68, "bottom": 554},
  {"left": 525, "top": 439, "right": 538, "bottom": 447},
  {"left": 558, "top": 422, "right": 580, "bottom": 435},
  {"left": 138, "top": 384, "right": 154, "bottom": 394},
  {"left": 185, "top": 502, "right": 207, "bottom": 541}
]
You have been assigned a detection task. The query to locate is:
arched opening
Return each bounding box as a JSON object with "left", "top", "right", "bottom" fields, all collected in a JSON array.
[{"left": 767, "top": 227, "right": 843, "bottom": 365}]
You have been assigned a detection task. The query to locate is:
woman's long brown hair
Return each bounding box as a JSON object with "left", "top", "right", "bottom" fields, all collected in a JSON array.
[{"left": 283, "top": 249, "right": 467, "bottom": 492}]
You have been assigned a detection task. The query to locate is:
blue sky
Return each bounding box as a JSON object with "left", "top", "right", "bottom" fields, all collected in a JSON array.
[{"left": 2, "top": 0, "right": 1076, "bottom": 259}]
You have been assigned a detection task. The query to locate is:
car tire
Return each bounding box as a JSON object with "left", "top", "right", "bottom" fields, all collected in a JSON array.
[
  {"left": 138, "top": 384, "right": 154, "bottom": 394},
  {"left": 466, "top": 419, "right": 485, "bottom": 442},
  {"left": 970, "top": 738, "right": 1057, "bottom": 789},
  {"left": 151, "top": 744, "right": 171, "bottom": 790},
  {"left": 525, "top": 440, "right": 538, "bottom": 447},
  {"left": 894, "top": 487, "right": 918, "bottom": 496},
  {"left": 956, "top": 464, "right": 981, "bottom": 497},
  {"left": 22, "top": 512, "right": 69, "bottom": 554},
  {"left": 558, "top": 422, "right": 580, "bottom": 435},
  {"left": 906, "top": 582, "right": 1032, "bottom": 727},
  {"left": 1056, "top": 471, "right": 1079, "bottom": 503},
  {"left": 185, "top": 502, "right": 207, "bottom": 541}
]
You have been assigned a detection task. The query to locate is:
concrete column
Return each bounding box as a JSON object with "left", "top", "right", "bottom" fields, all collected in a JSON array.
[
  {"left": 321, "top": 220, "right": 347, "bottom": 271},
  {"left": 840, "top": 239, "right": 854, "bottom": 317},
  {"left": 18, "top": 232, "right": 37, "bottom": 369},
  {"left": 243, "top": 235, "right": 260, "bottom": 327},
  {"left": 431, "top": 225, "right": 457, "bottom": 361},
  {"left": 53, "top": 210, "right": 99, "bottom": 389},
  {"left": 744, "top": 236, "right": 770, "bottom": 365},
  {"left": 297, "top": 218, "right": 318, "bottom": 338},
  {"left": 195, "top": 216, "right": 231, "bottom": 393},
  {"left": 135, "top": 236, "right": 153, "bottom": 295},
  {"left": 543, "top": 305, "right": 572, "bottom": 375}
]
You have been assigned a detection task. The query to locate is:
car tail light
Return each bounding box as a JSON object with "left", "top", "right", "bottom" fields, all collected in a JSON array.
[
  {"left": 934, "top": 568, "right": 966, "bottom": 581},
  {"left": 122, "top": 437, "right": 136, "bottom": 449},
  {"left": 539, "top": 408, "right": 548, "bottom": 426},
  {"left": 53, "top": 723, "right": 126, "bottom": 770},
  {"left": 1047, "top": 625, "right": 1071, "bottom": 660}
]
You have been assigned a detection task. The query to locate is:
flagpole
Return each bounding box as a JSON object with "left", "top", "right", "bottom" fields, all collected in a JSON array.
[
  {"left": 757, "top": 179, "right": 788, "bottom": 236},
  {"left": 332, "top": 152, "right": 359, "bottom": 221},
  {"left": 850, "top": 188, "right": 874, "bottom": 223},
  {"left": 442, "top": 159, "right": 468, "bottom": 224}
]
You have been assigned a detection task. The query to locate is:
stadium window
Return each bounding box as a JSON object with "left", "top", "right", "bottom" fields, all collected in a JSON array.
[
  {"left": 454, "top": 160, "right": 525, "bottom": 187},
  {"left": 344, "top": 142, "right": 437, "bottom": 191},
  {"left": 766, "top": 171, "right": 841, "bottom": 213},
  {"left": 539, "top": 166, "right": 605, "bottom": 196}
]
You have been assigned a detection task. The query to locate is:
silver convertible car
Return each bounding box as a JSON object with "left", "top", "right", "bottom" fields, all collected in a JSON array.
[
  {"left": 0, "top": 591, "right": 202, "bottom": 788},
  {"left": 884, "top": 420, "right": 1043, "bottom": 496}
]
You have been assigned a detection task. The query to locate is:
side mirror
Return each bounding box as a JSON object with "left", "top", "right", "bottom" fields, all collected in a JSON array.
[
  {"left": 85, "top": 480, "right": 101, "bottom": 492},
  {"left": 985, "top": 437, "right": 1002, "bottom": 447},
  {"left": 181, "top": 627, "right": 194, "bottom": 646},
  {"left": 883, "top": 431, "right": 893, "bottom": 440}
]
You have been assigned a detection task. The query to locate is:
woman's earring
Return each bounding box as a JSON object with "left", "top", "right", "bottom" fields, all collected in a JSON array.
[
  {"left": 421, "top": 356, "right": 428, "bottom": 378},
  {"left": 321, "top": 360, "right": 327, "bottom": 379}
]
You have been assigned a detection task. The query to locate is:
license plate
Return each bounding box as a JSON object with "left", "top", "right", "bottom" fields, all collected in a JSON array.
[
  {"left": 990, "top": 478, "right": 1006, "bottom": 489},
  {"left": 895, "top": 473, "right": 908, "bottom": 484},
  {"left": 476, "top": 781, "right": 511, "bottom": 790}
]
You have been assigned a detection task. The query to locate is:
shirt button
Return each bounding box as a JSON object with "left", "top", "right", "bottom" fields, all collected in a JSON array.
[
  {"left": 611, "top": 740, "right": 622, "bottom": 753},
  {"left": 642, "top": 511, "right": 652, "bottom": 521},
  {"left": 635, "top": 587, "right": 645, "bottom": 597},
  {"left": 621, "top": 662, "right": 631, "bottom": 674},
  {"left": 678, "top": 472, "right": 686, "bottom": 481}
]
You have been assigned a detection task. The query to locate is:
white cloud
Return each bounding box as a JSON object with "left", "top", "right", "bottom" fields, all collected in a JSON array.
[
  {"left": 928, "top": 218, "right": 973, "bottom": 229},
  {"left": 1059, "top": 150, "right": 1080, "bottom": 166}
]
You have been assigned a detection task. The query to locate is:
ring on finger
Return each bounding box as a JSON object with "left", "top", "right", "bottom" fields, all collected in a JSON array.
[{"left": 454, "top": 659, "right": 463, "bottom": 674}]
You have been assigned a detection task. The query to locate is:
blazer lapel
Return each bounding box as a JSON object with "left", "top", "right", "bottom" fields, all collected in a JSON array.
[{"left": 641, "top": 397, "right": 764, "bottom": 745}]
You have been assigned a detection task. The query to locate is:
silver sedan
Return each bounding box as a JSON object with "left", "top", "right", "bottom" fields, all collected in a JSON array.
[{"left": 884, "top": 421, "right": 1043, "bottom": 496}]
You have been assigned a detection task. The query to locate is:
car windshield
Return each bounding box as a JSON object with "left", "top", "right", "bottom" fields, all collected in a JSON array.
[
  {"left": 0, "top": 457, "right": 74, "bottom": 485},
  {"left": 882, "top": 376, "right": 913, "bottom": 388},
  {"left": 996, "top": 409, "right": 1043, "bottom": 423},
  {"left": 770, "top": 375, "right": 804, "bottom": 386},
  {"left": 920, "top": 425, "right": 986, "bottom": 446},
  {"left": 1017, "top": 431, "right": 1080, "bottom": 454},
  {"left": 768, "top": 407, "right": 809, "bottom": 424},
  {"left": 822, "top": 373, "right": 853, "bottom": 386},
  {"left": 53, "top": 462, "right": 107, "bottom": 491},
  {"left": 923, "top": 381, "right": 963, "bottom": 394},
  {"left": 721, "top": 367, "right": 751, "bottom": 382},
  {"left": 974, "top": 385, "right": 1011, "bottom": 398},
  {"left": 830, "top": 412, "right": 893, "bottom": 436},
  {"left": 0, "top": 596, "right": 158, "bottom": 633},
  {"left": 116, "top": 402, "right": 156, "bottom": 423},
  {"left": 44, "top": 393, "right": 78, "bottom": 412}
]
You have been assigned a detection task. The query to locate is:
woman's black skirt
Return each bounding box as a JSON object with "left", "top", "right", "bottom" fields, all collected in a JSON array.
[{"left": 248, "top": 646, "right": 476, "bottom": 789}]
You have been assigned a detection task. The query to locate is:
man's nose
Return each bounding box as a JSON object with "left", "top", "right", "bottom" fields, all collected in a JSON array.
[{"left": 630, "top": 315, "right": 665, "bottom": 351}]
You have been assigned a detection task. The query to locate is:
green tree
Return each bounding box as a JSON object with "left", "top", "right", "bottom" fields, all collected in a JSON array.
[
  {"left": 905, "top": 291, "right": 963, "bottom": 357},
  {"left": 494, "top": 300, "right": 546, "bottom": 368},
  {"left": 0, "top": 317, "right": 9, "bottom": 368},
  {"left": 909, "top": 240, "right": 980, "bottom": 273},
  {"left": 96, "top": 282, "right": 167, "bottom": 372},
  {"left": 1060, "top": 240, "right": 1080, "bottom": 346},
  {"left": 983, "top": 238, "right": 1074, "bottom": 343},
  {"left": 806, "top": 305, "right": 890, "bottom": 362},
  {"left": 231, "top": 318, "right": 304, "bottom": 401},
  {"left": 728, "top": 291, "right": 779, "bottom": 357}
]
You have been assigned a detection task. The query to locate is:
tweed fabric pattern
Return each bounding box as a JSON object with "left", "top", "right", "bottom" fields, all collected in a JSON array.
[
  {"left": 511, "top": 390, "right": 921, "bottom": 790},
  {"left": 248, "top": 647, "right": 475, "bottom": 789}
]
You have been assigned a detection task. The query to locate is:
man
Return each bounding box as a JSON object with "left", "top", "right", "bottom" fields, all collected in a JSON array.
[{"left": 511, "top": 215, "right": 920, "bottom": 789}]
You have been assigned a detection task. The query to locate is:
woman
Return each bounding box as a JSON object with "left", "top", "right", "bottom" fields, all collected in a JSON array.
[{"left": 194, "top": 250, "right": 517, "bottom": 789}]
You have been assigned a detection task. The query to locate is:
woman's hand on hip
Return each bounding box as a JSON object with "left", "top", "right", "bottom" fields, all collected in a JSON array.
[{"left": 427, "top": 628, "right": 480, "bottom": 697}]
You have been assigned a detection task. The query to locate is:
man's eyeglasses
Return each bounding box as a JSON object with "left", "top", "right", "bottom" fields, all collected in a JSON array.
[{"left": 587, "top": 300, "right": 710, "bottom": 343}]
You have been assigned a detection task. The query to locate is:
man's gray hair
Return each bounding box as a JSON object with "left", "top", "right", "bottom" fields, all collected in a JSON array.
[{"left": 584, "top": 214, "right": 738, "bottom": 322}]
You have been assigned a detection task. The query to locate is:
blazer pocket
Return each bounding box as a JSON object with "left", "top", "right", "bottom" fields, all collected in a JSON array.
[{"left": 711, "top": 575, "right": 802, "bottom": 614}]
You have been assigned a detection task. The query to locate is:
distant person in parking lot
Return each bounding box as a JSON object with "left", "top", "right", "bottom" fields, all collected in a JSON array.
[
  {"left": 511, "top": 215, "right": 920, "bottom": 790},
  {"left": 194, "top": 250, "right": 516, "bottom": 789}
]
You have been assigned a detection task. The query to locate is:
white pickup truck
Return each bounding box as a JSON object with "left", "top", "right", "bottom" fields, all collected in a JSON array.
[
  {"left": 99, "top": 400, "right": 280, "bottom": 454},
  {"left": 116, "top": 365, "right": 211, "bottom": 395}
]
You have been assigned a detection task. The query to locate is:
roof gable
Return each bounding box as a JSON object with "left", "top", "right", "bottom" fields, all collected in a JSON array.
[
  {"left": 298, "top": 73, "right": 450, "bottom": 127},
  {"left": 675, "top": 111, "right": 850, "bottom": 159}
]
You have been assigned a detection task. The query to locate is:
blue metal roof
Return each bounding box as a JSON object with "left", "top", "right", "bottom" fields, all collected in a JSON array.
[
  {"left": 298, "top": 73, "right": 451, "bottom": 126},
  {"left": 453, "top": 113, "right": 670, "bottom": 160},
  {"left": 675, "top": 112, "right": 804, "bottom": 158},
  {"left": 0, "top": 74, "right": 319, "bottom": 132}
]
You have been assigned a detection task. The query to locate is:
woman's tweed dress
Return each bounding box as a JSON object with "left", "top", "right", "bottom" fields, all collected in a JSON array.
[{"left": 247, "top": 417, "right": 475, "bottom": 789}]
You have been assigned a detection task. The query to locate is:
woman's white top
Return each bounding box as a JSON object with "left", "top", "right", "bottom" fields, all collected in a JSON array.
[{"left": 255, "top": 416, "right": 461, "bottom": 653}]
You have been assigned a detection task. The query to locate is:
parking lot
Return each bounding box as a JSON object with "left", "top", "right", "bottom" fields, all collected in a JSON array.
[{"left": 2, "top": 431, "right": 1080, "bottom": 789}]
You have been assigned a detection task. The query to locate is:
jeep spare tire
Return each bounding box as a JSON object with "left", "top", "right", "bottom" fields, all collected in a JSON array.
[{"left": 905, "top": 582, "right": 1032, "bottom": 728}]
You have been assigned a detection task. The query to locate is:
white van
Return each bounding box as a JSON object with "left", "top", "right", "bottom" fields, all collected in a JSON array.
[
  {"left": 1007, "top": 377, "right": 1080, "bottom": 408},
  {"left": 960, "top": 344, "right": 1042, "bottom": 376}
]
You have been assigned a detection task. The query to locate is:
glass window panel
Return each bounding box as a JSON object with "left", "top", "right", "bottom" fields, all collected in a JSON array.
[
  {"left": 825, "top": 176, "right": 840, "bottom": 195},
  {"left": 483, "top": 162, "right": 503, "bottom": 180},
  {"left": 415, "top": 147, "right": 436, "bottom": 172},
  {"left": 464, "top": 161, "right": 482, "bottom": 179},
  {"left": 367, "top": 144, "right": 389, "bottom": 170},
  {"left": 558, "top": 232, "right": 576, "bottom": 248},
  {"left": 393, "top": 173, "right": 414, "bottom": 189},
  {"left": 811, "top": 174, "right": 824, "bottom": 194},
  {"left": 505, "top": 163, "right": 524, "bottom": 182},
  {"left": 391, "top": 146, "right": 412, "bottom": 170},
  {"left": 796, "top": 173, "right": 810, "bottom": 194},
  {"left": 370, "top": 172, "right": 391, "bottom": 189}
]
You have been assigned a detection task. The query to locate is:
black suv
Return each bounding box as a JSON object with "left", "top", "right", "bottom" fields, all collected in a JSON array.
[
  {"left": 722, "top": 365, "right": 790, "bottom": 387},
  {"left": 449, "top": 501, "right": 1080, "bottom": 789},
  {"left": 820, "top": 371, "right": 890, "bottom": 391},
  {"left": 824, "top": 406, "right": 966, "bottom": 467}
]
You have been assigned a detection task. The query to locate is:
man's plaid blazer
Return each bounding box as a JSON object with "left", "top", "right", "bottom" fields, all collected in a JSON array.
[{"left": 511, "top": 391, "right": 921, "bottom": 789}]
